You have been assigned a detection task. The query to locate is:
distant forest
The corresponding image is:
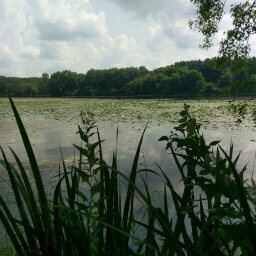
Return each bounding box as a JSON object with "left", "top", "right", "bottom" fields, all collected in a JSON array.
[{"left": 1, "top": 58, "right": 256, "bottom": 97}]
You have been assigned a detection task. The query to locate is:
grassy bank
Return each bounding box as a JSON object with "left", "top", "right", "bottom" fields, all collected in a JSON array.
[{"left": 1, "top": 97, "right": 256, "bottom": 255}]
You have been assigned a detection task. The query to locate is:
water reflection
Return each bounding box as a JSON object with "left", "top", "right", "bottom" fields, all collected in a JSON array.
[{"left": 2, "top": 98, "right": 256, "bottom": 251}]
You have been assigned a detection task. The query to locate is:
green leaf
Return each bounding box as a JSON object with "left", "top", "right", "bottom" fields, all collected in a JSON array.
[
  {"left": 209, "top": 141, "right": 221, "bottom": 146},
  {"left": 74, "top": 168, "right": 90, "bottom": 183},
  {"left": 158, "top": 136, "right": 169, "bottom": 141},
  {"left": 91, "top": 182, "right": 101, "bottom": 196}
]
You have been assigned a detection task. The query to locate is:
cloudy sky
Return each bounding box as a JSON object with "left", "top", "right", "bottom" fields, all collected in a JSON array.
[{"left": 0, "top": 0, "right": 234, "bottom": 77}]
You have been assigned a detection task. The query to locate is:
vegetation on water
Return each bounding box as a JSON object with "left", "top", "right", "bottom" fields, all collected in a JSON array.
[
  {"left": 1, "top": 97, "right": 256, "bottom": 255},
  {"left": 3, "top": 98, "right": 256, "bottom": 133},
  {"left": 2, "top": 58, "right": 256, "bottom": 97}
]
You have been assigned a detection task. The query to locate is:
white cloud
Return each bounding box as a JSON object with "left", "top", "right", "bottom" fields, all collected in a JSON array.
[
  {"left": 106, "top": 0, "right": 189, "bottom": 19},
  {"left": 0, "top": 0, "right": 115, "bottom": 76},
  {"left": 0, "top": 0, "right": 220, "bottom": 77},
  {"left": 86, "top": 34, "right": 141, "bottom": 69},
  {"left": 28, "top": 0, "right": 108, "bottom": 41},
  {"left": 144, "top": 19, "right": 217, "bottom": 69},
  {"left": 163, "top": 20, "right": 202, "bottom": 49},
  {"left": 0, "top": 44, "right": 17, "bottom": 68},
  {"left": 20, "top": 45, "right": 40, "bottom": 59},
  {"left": 149, "top": 25, "right": 162, "bottom": 39},
  {"left": 106, "top": 0, "right": 219, "bottom": 57},
  {"left": 106, "top": 0, "right": 206, "bottom": 50}
]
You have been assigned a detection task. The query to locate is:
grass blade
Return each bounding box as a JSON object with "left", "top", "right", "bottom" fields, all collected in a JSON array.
[
  {"left": 0, "top": 147, "right": 38, "bottom": 253},
  {"left": 123, "top": 124, "right": 147, "bottom": 233},
  {"left": 8, "top": 96, "right": 53, "bottom": 252},
  {"left": 220, "top": 146, "right": 256, "bottom": 255}
]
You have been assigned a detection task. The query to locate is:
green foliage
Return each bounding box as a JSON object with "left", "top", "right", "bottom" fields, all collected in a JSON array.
[
  {"left": 2, "top": 58, "right": 256, "bottom": 97},
  {"left": 0, "top": 97, "right": 149, "bottom": 255},
  {"left": 174, "top": 58, "right": 222, "bottom": 83},
  {"left": 47, "top": 70, "right": 80, "bottom": 96},
  {"left": 226, "top": 101, "right": 256, "bottom": 124},
  {"left": 2, "top": 98, "right": 256, "bottom": 255},
  {"left": 189, "top": 0, "right": 224, "bottom": 49},
  {"left": 200, "top": 82, "right": 221, "bottom": 94},
  {"left": 38, "top": 73, "right": 49, "bottom": 95},
  {"left": 189, "top": 0, "right": 256, "bottom": 62},
  {"left": 126, "top": 72, "right": 172, "bottom": 95},
  {"left": 159, "top": 103, "right": 256, "bottom": 255},
  {"left": 0, "top": 76, "right": 40, "bottom": 97}
]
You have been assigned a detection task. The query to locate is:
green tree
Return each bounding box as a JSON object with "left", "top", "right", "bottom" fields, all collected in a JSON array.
[
  {"left": 126, "top": 73, "right": 167, "bottom": 95},
  {"left": 177, "top": 67, "right": 205, "bottom": 94},
  {"left": 174, "top": 58, "right": 222, "bottom": 83},
  {"left": 218, "top": 68, "right": 233, "bottom": 88},
  {"left": 200, "top": 82, "right": 221, "bottom": 94},
  {"left": 0, "top": 76, "right": 7, "bottom": 96},
  {"left": 247, "top": 74, "right": 256, "bottom": 92},
  {"left": 190, "top": 0, "right": 256, "bottom": 60},
  {"left": 48, "top": 70, "right": 79, "bottom": 96},
  {"left": 38, "top": 73, "right": 49, "bottom": 95}
]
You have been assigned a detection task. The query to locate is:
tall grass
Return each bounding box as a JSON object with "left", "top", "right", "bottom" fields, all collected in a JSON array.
[{"left": 1, "top": 97, "right": 256, "bottom": 255}]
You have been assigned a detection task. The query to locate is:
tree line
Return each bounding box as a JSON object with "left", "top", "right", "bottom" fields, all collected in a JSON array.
[{"left": 1, "top": 58, "right": 256, "bottom": 97}]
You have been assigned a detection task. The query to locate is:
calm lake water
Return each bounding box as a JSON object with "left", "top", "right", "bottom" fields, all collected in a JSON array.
[{"left": 1, "top": 97, "right": 256, "bottom": 250}]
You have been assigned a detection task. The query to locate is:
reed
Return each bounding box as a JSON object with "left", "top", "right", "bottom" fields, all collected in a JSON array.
[{"left": 1, "top": 98, "right": 256, "bottom": 255}]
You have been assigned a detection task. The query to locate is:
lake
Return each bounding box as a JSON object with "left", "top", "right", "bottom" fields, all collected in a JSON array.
[{"left": 1, "top": 97, "right": 256, "bottom": 250}]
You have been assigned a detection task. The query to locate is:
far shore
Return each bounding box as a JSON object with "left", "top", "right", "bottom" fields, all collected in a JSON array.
[{"left": 1, "top": 93, "right": 256, "bottom": 100}]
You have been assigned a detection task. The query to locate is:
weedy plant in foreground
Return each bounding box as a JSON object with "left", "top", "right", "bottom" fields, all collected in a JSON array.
[{"left": 1, "top": 97, "right": 256, "bottom": 255}]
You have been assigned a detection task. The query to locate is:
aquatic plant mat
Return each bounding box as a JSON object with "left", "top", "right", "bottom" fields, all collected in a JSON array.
[
  {"left": 1, "top": 98, "right": 256, "bottom": 129},
  {"left": 1, "top": 97, "right": 256, "bottom": 255}
]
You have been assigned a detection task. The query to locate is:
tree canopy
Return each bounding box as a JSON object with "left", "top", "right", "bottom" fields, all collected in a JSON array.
[
  {"left": 189, "top": 0, "right": 256, "bottom": 60},
  {"left": 1, "top": 58, "right": 256, "bottom": 97}
]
